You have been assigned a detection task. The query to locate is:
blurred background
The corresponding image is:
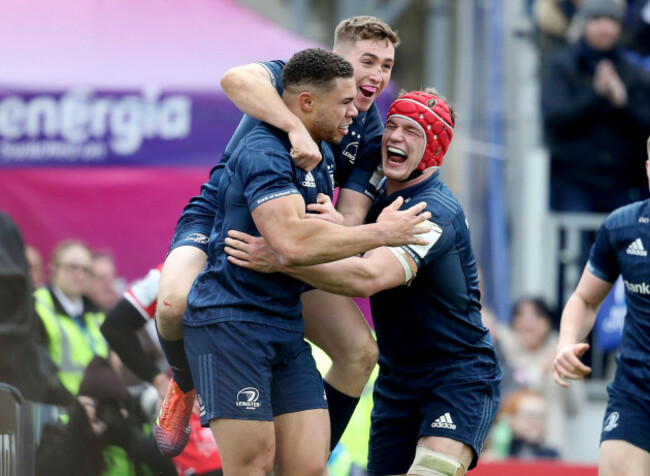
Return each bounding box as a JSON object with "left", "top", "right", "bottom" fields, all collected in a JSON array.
[{"left": 2, "top": 0, "right": 650, "bottom": 473}]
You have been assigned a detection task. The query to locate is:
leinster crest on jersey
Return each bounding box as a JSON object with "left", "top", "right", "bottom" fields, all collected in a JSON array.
[{"left": 341, "top": 129, "right": 360, "bottom": 165}]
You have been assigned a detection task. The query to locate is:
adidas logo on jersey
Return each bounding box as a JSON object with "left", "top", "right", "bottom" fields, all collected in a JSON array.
[
  {"left": 302, "top": 172, "right": 316, "bottom": 188},
  {"left": 626, "top": 238, "right": 647, "bottom": 256},
  {"left": 431, "top": 412, "right": 456, "bottom": 430}
]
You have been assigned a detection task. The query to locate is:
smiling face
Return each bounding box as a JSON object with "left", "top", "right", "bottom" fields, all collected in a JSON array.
[
  {"left": 382, "top": 116, "right": 426, "bottom": 183},
  {"left": 311, "top": 76, "right": 358, "bottom": 145},
  {"left": 336, "top": 39, "right": 395, "bottom": 113}
]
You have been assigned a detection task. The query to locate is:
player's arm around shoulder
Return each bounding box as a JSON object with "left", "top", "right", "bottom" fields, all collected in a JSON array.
[
  {"left": 251, "top": 192, "right": 430, "bottom": 268},
  {"left": 279, "top": 245, "right": 414, "bottom": 298},
  {"left": 221, "top": 62, "right": 321, "bottom": 170},
  {"left": 220, "top": 62, "right": 275, "bottom": 109}
]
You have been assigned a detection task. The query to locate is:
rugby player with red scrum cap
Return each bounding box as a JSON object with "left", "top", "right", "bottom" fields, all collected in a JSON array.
[{"left": 225, "top": 89, "right": 502, "bottom": 476}]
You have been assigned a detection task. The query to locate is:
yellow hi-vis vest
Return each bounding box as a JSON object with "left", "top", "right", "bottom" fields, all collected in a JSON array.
[{"left": 34, "top": 288, "right": 109, "bottom": 395}]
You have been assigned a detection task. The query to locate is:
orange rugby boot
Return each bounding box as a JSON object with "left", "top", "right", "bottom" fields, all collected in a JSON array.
[{"left": 155, "top": 378, "right": 195, "bottom": 457}]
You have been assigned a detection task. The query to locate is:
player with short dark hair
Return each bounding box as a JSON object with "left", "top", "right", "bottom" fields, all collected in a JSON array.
[
  {"left": 553, "top": 136, "right": 650, "bottom": 475},
  {"left": 155, "top": 16, "right": 401, "bottom": 458},
  {"left": 180, "top": 49, "right": 429, "bottom": 475}
]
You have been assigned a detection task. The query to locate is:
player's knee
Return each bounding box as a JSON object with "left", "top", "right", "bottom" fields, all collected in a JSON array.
[
  {"left": 330, "top": 331, "right": 377, "bottom": 378},
  {"left": 357, "top": 336, "right": 379, "bottom": 376},
  {"left": 156, "top": 286, "right": 187, "bottom": 324},
  {"left": 293, "top": 458, "right": 328, "bottom": 476},
  {"left": 408, "top": 446, "right": 466, "bottom": 476},
  {"left": 238, "top": 454, "right": 275, "bottom": 475}
]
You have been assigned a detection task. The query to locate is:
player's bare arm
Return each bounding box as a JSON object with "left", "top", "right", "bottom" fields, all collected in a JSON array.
[
  {"left": 282, "top": 247, "right": 411, "bottom": 297},
  {"left": 225, "top": 231, "right": 410, "bottom": 297},
  {"left": 251, "top": 193, "right": 430, "bottom": 267},
  {"left": 553, "top": 269, "right": 613, "bottom": 387},
  {"left": 221, "top": 63, "right": 322, "bottom": 170}
]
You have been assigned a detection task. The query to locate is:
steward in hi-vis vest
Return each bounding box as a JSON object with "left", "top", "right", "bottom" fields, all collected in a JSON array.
[{"left": 34, "top": 287, "right": 108, "bottom": 394}]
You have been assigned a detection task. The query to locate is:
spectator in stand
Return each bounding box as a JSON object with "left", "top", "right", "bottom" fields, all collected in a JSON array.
[
  {"left": 86, "top": 251, "right": 120, "bottom": 312},
  {"left": 101, "top": 264, "right": 223, "bottom": 476},
  {"left": 487, "top": 389, "right": 561, "bottom": 461},
  {"left": 32, "top": 240, "right": 110, "bottom": 395},
  {"left": 533, "top": 0, "right": 586, "bottom": 69},
  {"left": 24, "top": 244, "right": 46, "bottom": 289},
  {"left": 532, "top": 0, "right": 635, "bottom": 71},
  {"left": 542, "top": 0, "right": 650, "bottom": 219},
  {"left": 498, "top": 297, "right": 585, "bottom": 454}
]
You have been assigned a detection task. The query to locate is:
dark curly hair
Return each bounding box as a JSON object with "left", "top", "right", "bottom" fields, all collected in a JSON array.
[{"left": 282, "top": 48, "right": 354, "bottom": 93}]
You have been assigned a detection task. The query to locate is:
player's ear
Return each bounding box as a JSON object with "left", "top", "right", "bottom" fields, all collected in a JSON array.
[{"left": 298, "top": 92, "right": 314, "bottom": 112}]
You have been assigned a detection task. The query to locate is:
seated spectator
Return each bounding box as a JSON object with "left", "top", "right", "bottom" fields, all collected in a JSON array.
[
  {"left": 86, "top": 251, "right": 120, "bottom": 312},
  {"left": 35, "top": 356, "right": 176, "bottom": 476},
  {"left": 488, "top": 389, "right": 561, "bottom": 461},
  {"left": 498, "top": 297, "right": 585, "bottom": 453},
  {"left": 542, "top": 0, "right": 650, "bottom": 216},
  {"left": 32, "top": 240, "right": 109, "bottom": 395}
]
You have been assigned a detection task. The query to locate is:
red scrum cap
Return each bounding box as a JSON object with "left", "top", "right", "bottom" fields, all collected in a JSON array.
[{"left": 386, "top": 91, "right": 454, "bottom": 171}]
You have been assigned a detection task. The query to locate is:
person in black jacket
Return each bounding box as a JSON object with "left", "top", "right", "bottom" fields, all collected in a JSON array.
[
  {"left": 542, "top": 0, "right": 650, "bottom": 215},
  {"left": 0, "top": 212, "right": 73, "bottom": 406}
]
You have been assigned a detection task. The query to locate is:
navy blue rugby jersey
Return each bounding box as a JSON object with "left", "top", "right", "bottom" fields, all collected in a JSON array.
[
  {"left": 184, "top": 122, "right": 335, "bottom": 331},
  {"left": 223, "top": 60, "right": 384, "bottom": 200},
  {"left": 172, "top": 60, "right": 385, "bottom": 243},
  {"left": 587, "top": 199, "right": 650, "bottom": 396},
  {"left": 366, "top": 172, "right": 499, "bottom": 374}
]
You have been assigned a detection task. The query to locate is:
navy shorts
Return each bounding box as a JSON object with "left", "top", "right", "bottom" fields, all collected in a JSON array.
[
  {"left": 184, "top": 321, "right": 327, "bottom": 427},
  {"left": 600, "top": 384, "right": 650, "bottom": 453},
  {"left": 168, "top": 165, "right": 225, "bottom": 255},
  {"left": 367, "top": 365, "right": 501, "bottom": 475}
]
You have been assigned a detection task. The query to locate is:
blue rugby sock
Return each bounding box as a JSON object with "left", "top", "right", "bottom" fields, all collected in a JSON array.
[
  {"left": 156, "top": 329, "right": 194, "bottom": 394},
  {"left": 324, "top": 381, "right": 360, "bottom": 451}
]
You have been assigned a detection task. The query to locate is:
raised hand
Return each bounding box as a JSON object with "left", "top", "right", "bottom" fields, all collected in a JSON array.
[
  {"left": 552, "top": 342, "right": 592, "bottom": 388},
  {"left": 225, "top": 230, "right": 280, "bottom": 273},
  {"left": 594, "top": 60, "right": 627, "bottom": 108},
  {"left": 376, "top": 196, "right": 432, "bottom": 247},
  {"left": 305, "top": 193, "right": 345, "bottom": 225}
]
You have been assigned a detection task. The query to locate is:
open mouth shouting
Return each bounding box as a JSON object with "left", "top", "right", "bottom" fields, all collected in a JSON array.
[{"left": 386, "top": 146, "right": 408, "bottom": 166}]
